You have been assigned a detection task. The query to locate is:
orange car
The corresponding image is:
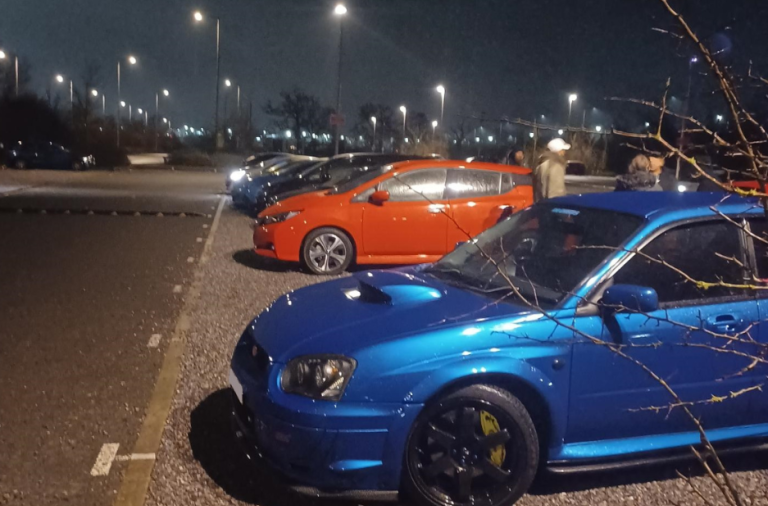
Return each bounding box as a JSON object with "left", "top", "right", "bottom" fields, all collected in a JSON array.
[{"left": 253, "top": 159, "right": 533, "bottom": 274}]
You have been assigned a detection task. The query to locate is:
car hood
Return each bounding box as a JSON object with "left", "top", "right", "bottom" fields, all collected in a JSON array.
[
  {"left": 247, "top": 268, "right": 533, "bottom": 363},
  {"left": 260, "top": 191, "right": 331, "bottom": 215}
]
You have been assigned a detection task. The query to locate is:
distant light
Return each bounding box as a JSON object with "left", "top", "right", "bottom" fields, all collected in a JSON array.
[
  {"left": 691, "top": 56, "right": 698, "bottom": 63},
  {"left": 193, "top": 11, "right": 204, "bottom": 22},
  {"left": 55, "top": 75, "right": 65, "bottom": 83},
  {"left": 255, "top": 136, "right": 261, "bottom": 142},
  {"left": 341, "top": 135, "right": 345, "bottom": 140},
  {"left": 227, "top": 128, "right": 233, "bottom": 134},
  {"left": 436, "top": 85, "right": 445, "bottom": 95},
  {"left": 301, "top": 131, "right": 307, "bottom": 137},
  {"left": 475, "top": 137, "right": 480, "bottom": 143},
  {"left": 541, "top": 114, "right": 545, "bottom": 120},
  {"left": 162, "top": 118, "right": 168, "bottom": 123},
  {"left": 595, "top": 125, "right": 602, "bottom": 132},
  {"left": 399, "top": 105, "right": 406, "bottom": 114},
  {"left": 137, "top": 108, "right": 143, "bottom": 114},
  {"left": 184, "top": 125, "right": 189, "bottom": 130},
  {"left": 163, "top": 89, "right": 170, "bottom": 97},
  {"left": 91, "top": 89, "right": 99, "bottom": 97},
  {"left": 334, "top": 4, "right": 348, "bottom": 16},
  {"left": 120, "top": 101, "right": 126, "bottom": 107},
  {"left": 432, "top": 120, "right": 438, "bottom": 128},
  {"left": 529, "top": 132, "right": 534, "bottom": 138},
  {"left": 677, "top": 184, "right": 687, "bottom": 192},
  {"left": 716, "top": 114, "right": 724, "bottom": 122},
  {"left": 558, "top": 129, "right": 564, "bottom": 135},
  {"left": 404, "top": 138, "right": 409, "bottom": 143},
  {"left": 568, "top": 93, "right": 578, "bottom": 103},
  {"left": 488, "top": 136, "right": 494, "bottom": 142},
  {"left": 370, "top": 116, "right": 376, "bottom": 124},
  {"left": 0, "top": 51, "right": 6, "bottom": 59},
  {"left": 285, "top": 130, "right": 292, "bottom": 138},
  {"left": 645, "top": 122, "right": 650, "bottom": 128},
  {"left": 224, "top": 79, "right": 232, "bottom": 87},
  {"left": 128, "top": 55, "right": 137, "bottom": 65}
]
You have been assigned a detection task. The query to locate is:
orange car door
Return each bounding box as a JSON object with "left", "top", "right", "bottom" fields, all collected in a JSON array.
[
  {"left": 445, "top": 169, "right": 509, "bottom": 247},
  {"left": 361, "top": 169, "right": 449, "bottom": 257}
]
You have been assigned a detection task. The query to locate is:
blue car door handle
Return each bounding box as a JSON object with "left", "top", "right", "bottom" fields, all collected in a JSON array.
[{"left": 705, "top": 314, "right": 742, "bottom": 333}]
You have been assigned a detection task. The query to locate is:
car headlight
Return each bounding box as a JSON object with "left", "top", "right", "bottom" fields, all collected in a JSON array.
[
  {"left": 677, "top": 184, "right": 687, "bottom": 192},
  {"left": 229, "top": 169, "right": 246, "bottom": 182},
  {"left": 281, "top": 355, "right": 356, "bottom": 401},
  {"left": 258, "top": 210, "right": 301, "bottom": 225}
]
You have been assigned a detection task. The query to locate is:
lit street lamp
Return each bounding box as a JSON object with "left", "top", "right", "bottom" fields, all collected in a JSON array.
[
  {"left": 432, "top": 120, "right": 438, "bottom": 137},
  {"left": 117, "top": 54, "right": 138, "bottom": 147},
  {"left": 370, "top": 116, "right": 377, "bottom": 150},
  {"left": 436, "top": 85, "right": 445, "bottom": 126},
  {"left": 155, "top": 89, "right": 170, "bottom": 151},
  {"left": 567, "top": 93, "right": 578, "bottom": 126},
  {"left": 194, "top": 10, "right": 222, "bottom": 148},
  {"left": 595, "top": 125, "right": 602, "bottom": 132},
  {"left": 333, "top": 3, "right": 347, "bottom": 155},
  {"left": 0, "top": 49, "right": 19, "bottom": 96},
  {"left": 55, "top": 74, "right": 74, "bottom": 126},
  {"left": 399, "top": 105, "right": 407, "bottom": 137}
]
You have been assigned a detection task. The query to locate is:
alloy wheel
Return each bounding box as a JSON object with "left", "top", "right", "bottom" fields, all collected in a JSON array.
[
  {"left": 308, "top": 233, "right": 348, "bottom": 273},
  {"left": 409, "top": 402, "right": 523, "bottom": 506}
]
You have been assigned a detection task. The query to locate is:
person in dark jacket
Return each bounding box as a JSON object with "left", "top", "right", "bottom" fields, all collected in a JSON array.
[{"left": 615, "top": 154, "right": 663, "bottom": 191}]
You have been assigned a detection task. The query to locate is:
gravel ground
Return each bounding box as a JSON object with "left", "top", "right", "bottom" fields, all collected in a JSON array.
[{"left": 145, "top": 204, "right": 768, "bottom": 506}]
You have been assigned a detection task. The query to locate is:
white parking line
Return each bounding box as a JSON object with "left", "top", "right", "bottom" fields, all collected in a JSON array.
[
  {"left": 172, "top": 285, "right": 182, "bottom": 294},
  {"left": 114, "top": 453, "right": 156, "bottom": 462},
  {"left": 91, "top": 443, "right": 120, "bottom": 476},
  {"left": 186, "top": 257, "right": 194, "bottom": 263},
  {"left": 202, "top": 224, "right": 209, "bottom": 229},
  {"left": 148, "top": 334, "right": 162, "bottom": 348},
  {"left": 196, "top": 237, "right": 203, "bottom": 243}
]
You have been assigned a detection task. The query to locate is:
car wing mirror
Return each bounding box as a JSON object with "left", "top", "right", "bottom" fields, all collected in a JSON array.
[
  {"left": 602, "top": 284, "right": 658, "bottom": 315},
  {"left": 370, "top": 190, "right": 390, "bottom": 204}
]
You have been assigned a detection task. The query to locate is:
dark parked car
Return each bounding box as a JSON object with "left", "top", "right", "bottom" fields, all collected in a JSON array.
[
  {"left": 245, "top": 153, "right": 440, "bottom": 214},
  {"left": 4, "top": 142, "right": 94, "bottom": 170},
  {"left": 566, "top": 160, "right": 586, "bottom": 175}
]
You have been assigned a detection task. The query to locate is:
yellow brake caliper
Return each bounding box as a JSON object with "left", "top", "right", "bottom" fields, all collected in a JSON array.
[{"left": 480, "top": 411, "right": 506, "bottom": 467}]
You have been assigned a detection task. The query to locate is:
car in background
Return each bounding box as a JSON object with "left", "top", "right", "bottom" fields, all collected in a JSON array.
[
  {"left": 228, "top": 155, "right": 317, "bottom": 193},
  {"left": 4, "top": 141, "right": 94, "bottom": 171},
  {"left": 231, "top": 192, "right": 768, "bottom": 506},
  {"left": 227, "top": 153, "right": 303, "bottom": 191},
  {"left": 566, "top": 160, "right": 586, "bottom": 175},
  {"left": 243, "top": 153, "right": 437, "bottom": 214},
  {"left": 254, "top": 160, "right": 533, "bottom": 274},
  {"left": 231, "top": 158, "right": 326, "bottom": 209}
]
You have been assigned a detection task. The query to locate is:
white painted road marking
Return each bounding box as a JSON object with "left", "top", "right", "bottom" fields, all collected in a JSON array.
[
  {"left": 196, "top": 237, "right": 203, "bottom": 243},
  {"left": 202, "top": 224, "right": 209, "bottom": 229},
  {"left": 115, "top": 453, "right": 156, "bottom": 462},
  {"left": 186, "top": 257, "right": 194, "bottom": 263},
  {"left": 172, "top": 285, "right": 182, "bottom": 294},
  {"left": 91, "top": 443, "right": 120, "bottom": 476},
  {"left": 148, "top": 334, "right": 162, "bottom": 348}
]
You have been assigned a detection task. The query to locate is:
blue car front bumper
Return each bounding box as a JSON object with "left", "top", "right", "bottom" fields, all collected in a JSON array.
[{"left": 229, "top": 340, "right": 422, "bottom": 495}]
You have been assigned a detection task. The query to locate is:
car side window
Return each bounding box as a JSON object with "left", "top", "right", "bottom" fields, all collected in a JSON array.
[
  {"left": 613, "top": 221, "right": 747, "bottom": 306},
  {"left": 444, "top": 169, "right": 501, "bottom": 200},
  {"left": 378, "top": 169, "right": 447, "bottom": 202},
  {"left": 747, "top": 219, "right": 768, "bottom": 284}
]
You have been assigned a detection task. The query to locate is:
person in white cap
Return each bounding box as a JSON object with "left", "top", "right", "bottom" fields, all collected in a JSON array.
[{"left": 533, "top": 138, "right": 570, "bottom": 201}]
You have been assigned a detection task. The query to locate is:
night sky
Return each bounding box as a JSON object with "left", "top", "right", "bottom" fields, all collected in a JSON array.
[{"left": 2, "top": 0, "right": 767, "bottom": 131}]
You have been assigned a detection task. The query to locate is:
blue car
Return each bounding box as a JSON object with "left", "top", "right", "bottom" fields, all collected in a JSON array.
[{"left": 229, "top": 192, "right": 768, "bottom": 505}]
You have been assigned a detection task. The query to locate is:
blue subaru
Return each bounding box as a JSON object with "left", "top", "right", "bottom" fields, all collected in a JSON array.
[{"left": 229, "top": 192, "right": 768, "bottom": 505}]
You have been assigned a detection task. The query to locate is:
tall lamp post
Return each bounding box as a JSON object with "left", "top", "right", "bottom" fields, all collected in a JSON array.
[
  {"left": 117, "top": 55, "right": 138, "bottom": 148},
  {"left": 399, "top": 105, "right": 407, "bottom": 138},
  {"left": 55, "top": 74, "right": 74, "bottom": 127},
  {"left": 432, "top": 120, "right": 438, "bottom": 139},
  {"left": 194, "top": 11, "right": 222, "bottom": 149},
  {"left": 155, "top": 89, "right": 170, "bottom": 151},
  {"left": 567, "top": 93, "right": 578, "bottom": 127},
  {"left": 333, "top": 3, "right": 347, "bottom": 155},
  {"left": 436, "top": 85, "right": 445, "bottom": 126},
  {"left": 370, "top": 116, "right": 377, "bottom": 151},
  {"left": 0, "top": 50, "right": 19, "bottom": 96}
]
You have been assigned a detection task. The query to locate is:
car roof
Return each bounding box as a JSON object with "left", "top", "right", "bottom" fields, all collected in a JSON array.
[
  {"left": 388, "top": 159, "right": 531, "bottom": 174},
  {"left": 550, "top": 192, "right": 762, "bottom": 220}
]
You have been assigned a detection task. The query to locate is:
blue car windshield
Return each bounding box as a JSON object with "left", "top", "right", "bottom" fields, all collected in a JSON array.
[{"left": 426, "top": 204, "right": 643, "bottom": 306}]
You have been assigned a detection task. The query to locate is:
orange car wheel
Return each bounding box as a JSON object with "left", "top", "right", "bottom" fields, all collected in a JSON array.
[{"left": 302, "top": 227, "right": 354, "bottom": 275}]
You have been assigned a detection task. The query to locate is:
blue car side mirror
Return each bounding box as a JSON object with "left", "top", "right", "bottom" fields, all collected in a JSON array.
[{"left": 602, "top": 284, "right": 659, "bottom": 314}]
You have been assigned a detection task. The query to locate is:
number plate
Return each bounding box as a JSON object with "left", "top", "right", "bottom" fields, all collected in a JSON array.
[{"left": 229, "top": 369, "right": 244, "bottom": 404}]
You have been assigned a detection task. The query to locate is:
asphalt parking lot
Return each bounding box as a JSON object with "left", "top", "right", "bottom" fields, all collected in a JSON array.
[{"left": 1, "top": 169, "right": 766, "bottom": 506}]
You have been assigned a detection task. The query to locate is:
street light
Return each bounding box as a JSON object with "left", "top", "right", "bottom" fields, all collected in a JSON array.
[
  {"left": 370, "top": 116, "right": 377, "bottom": 150},
  {"left": 436, "top": 85, "right": 445, "bottom": 125},
  {"left": 55, "top": 74, "right": 75, "bottom": 126},
  {"left": 716, "top": 114, "right": 724, "bottom": 122},
  {"left": 567, "top": 93, "right": 578, "bottom": 126},
  {"left": 155, "top": 89, "right": 170, "bottom": 151},
  {"left": 399, "top": 105, "right": 407, "bottom": 137},
  {"left": 432, "top": 120, "right": 438, "bottom": 137},
  {"left": 117, "top": 55, "right": 138, "bottom": 147},
  {"left": 0, "top": 49, "right": 19, "bottom": 96},
  {"left": 595, "top": 125, "right": 602, "bottom": 132},
  {"left": 224, "top": 79, "right": 231, "bottom": 87},
  {"left": 193, "top": 10, "right": 222, "bottom": 148},
  {"left": 333, "top": 3, "right": 347, "bottom": 155},
  {"left": 91, "top": 89, "right": 99, "bottom": 97}
]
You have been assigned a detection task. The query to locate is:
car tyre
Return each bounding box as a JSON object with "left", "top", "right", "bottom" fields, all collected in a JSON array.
[
  {"left": 302, "top": 227, "right": 353, "bottom": 275},
  {"left": 404, "top": 385, "right": 539, "bottom": 506},
  {"left": 14, "top": 159, "right": 27, "bottom": 170}
]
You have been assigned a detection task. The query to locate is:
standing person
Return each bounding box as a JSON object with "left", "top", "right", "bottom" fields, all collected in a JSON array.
[
  {"left": 615, "top": 154, "right": 662, "bottom": 191},
  {"left": 513, "top": 148, "right": 526, "bottom": 167},
  {"left": 533, "top": 138, "right": 570, "bottom": 201}
]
